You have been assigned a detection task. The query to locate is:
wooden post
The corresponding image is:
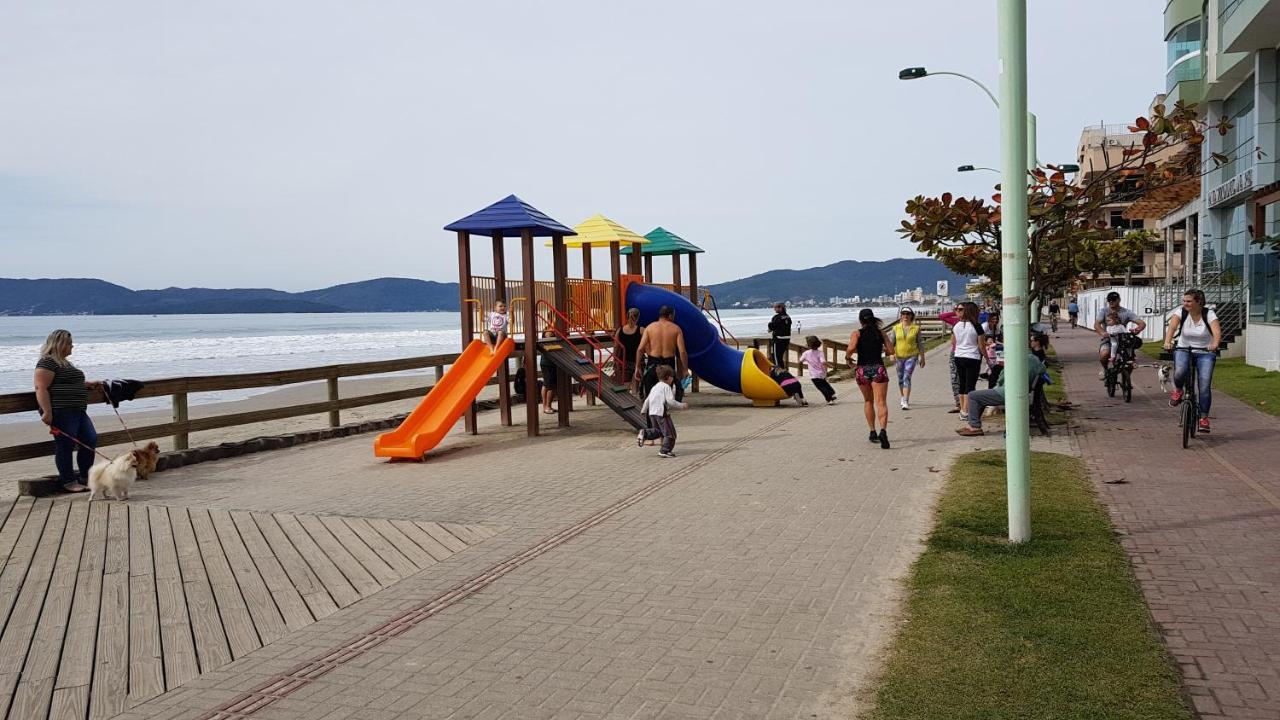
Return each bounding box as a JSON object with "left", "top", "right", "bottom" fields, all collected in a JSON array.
[
  {"left": 672, "top": 253, "right": 682, "bottom": 293},
  {"left": 171, "top": 392, "right": 189, "bottom": 451},
  {"left": 609, "top": 242, "right": 623, "bottom": 330},
  {"left": 327, "top": 376, "right": 340, "bottom": 427},
  {"left": 553, "top": 236, "right": 571, "bottom": 428},
  {"left": 434, "top": 365, "right": 443, "bottom": 383},
  {"left": 521, "top": 229, "right": 539, "bottom": 437},
  {"left": 457, "top": 230, "right": 477, "bottom": 434},
  {"left": 492, "top": 232, "right": 512, "bottom": 427},
  {"left": 628, "top": 241, "right": 642, "bottom": 275},
  {"left": 644, "top": 255, "right": 653, "bottom": 282},
  {"left": 582, "top": 244, "right": 592, "bottom": 281},
  {"left": 688, "top": 252, "right": 700, "bottom": 393},
  {"left": 579, "top": 243, "right": 595, "bottom": 406}
]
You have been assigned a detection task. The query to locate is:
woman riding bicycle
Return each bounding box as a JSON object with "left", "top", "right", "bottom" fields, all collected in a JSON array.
[{"left": 1162, "top": 288, "right": 1222, "bottom": 434}]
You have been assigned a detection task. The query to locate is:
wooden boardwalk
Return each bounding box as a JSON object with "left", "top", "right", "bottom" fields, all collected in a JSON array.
[{"left": 0, "top": 498, "right": 495, "bottom": 720}]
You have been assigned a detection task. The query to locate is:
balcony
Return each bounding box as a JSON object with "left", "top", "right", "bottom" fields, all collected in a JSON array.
[{"left": 1221, "top": 0, "right": 1280, "bottom": 54}]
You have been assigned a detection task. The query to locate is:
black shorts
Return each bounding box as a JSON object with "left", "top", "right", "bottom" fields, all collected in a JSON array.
[
  {"left": 540, "top": 361, "right": 557, "bottom": 389},
  {"left": 954, "top": 356, "right": 982, "bottom": 394}
]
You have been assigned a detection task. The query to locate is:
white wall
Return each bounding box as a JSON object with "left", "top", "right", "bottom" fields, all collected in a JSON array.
[
  {"left": 1076, "top": 286, "right": 1163, "bottom": 341},
  {"left": 1246, "top": 323, "right": 1280, "bottom": 371}
]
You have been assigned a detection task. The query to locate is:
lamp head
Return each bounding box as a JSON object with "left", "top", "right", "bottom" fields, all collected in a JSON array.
[
  {"left": 1058, "top": 163, "right": 1081, "bottom": 173},
  {"left": 957, "top": 165, "right": 975, "bottom": 172},
  {"left": 898, "top": 67, "right": 928, "bottom": 80}
]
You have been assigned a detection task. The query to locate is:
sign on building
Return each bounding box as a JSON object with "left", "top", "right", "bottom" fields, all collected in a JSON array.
[{"left": 1208, "top": 167, "right": 1254, "bottom": 208}]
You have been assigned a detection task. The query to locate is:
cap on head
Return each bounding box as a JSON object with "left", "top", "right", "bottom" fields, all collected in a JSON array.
[{"left": 1106, "top": 291, "right": 1121, "bottom": 302}]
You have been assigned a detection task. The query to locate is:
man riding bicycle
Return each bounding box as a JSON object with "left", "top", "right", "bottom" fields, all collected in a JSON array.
[
  {"left": 1094, "top": 291, "right": 1146, "bottom": 379},
  {"left": 1067, "top": 297, "right": 1079, "bottom": 328},
  {"left": 1048, "top": 300, "right": 1061, "bottom": 331}
]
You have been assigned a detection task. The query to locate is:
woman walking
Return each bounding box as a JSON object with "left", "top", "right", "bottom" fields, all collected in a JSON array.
[
  {"left": 33, "top": 330, "right": 99, "bottom": 493},
  {"left": 940, "top": 302, "right": 987, "bottom": 424},
  {"left": 889, "top": 307, "right": 926, "bottom": 409},
  {"left": 846, "top": 309, "right": 895, "bottom": 449},
  {"left": 1163, "top": 288, "right": 1222, "bottom": 434}
]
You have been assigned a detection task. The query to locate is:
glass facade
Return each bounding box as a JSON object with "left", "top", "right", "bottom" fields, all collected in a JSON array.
[
  {"left": 1250, "top": 204, "right": 1280, "bottom": 324},
  {"left": 1222, "top": 203, "right": 1249, "bottom": 281},
  {"left": 1221, "top": 81, "right": 1256, "bottom": 180},
  {"left": 1166, "top": 19, "right": 1203, "bottom": 92}
]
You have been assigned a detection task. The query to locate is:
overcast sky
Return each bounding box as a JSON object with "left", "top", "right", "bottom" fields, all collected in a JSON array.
[{"left": 0, "top": 1, "right": 1164, "bottom": 291}]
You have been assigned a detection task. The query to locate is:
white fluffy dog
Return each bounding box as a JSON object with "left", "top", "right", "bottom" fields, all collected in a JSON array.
[
  {"left": 1157, "top": 364, "right": 1172, "bottom": 394},
  {"left": 88, "top": 451, "right": 139, "bottom": 501}
]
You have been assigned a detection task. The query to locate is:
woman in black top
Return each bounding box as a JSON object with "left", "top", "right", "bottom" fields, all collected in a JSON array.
[
  {"left": 33, "top": 330, "right": 99, "bottom": 492},
  {"left": 613, "top": 308, "right": 643, "bottom": 391},
  {"left": 845, "top": 309, "right": 896, "bottom": 449}
]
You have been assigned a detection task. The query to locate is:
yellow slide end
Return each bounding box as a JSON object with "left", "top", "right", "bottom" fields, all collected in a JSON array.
[{"left": 739, "top": 348, "right": 788, "bottom": 405}]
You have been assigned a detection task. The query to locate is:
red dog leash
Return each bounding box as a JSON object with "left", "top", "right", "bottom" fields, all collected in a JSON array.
[{"left": 49, "top": 426, "right": 114, "bottom": 462}]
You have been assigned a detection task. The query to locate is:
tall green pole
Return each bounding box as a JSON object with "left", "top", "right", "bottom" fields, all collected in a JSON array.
[{"left": 999, "top": 0, "right": 1031, "bottom": 542}]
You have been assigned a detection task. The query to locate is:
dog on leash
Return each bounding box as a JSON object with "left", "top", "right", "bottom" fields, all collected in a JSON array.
[
  {"left": 1156, "top": 364, "right": 1172, "bottom": 394},
  {"left": 88, "top": 451, "right": 140, "bottom": 501},
  {"left": 134, "top": 441, "right": 160, "bottom": 480}
]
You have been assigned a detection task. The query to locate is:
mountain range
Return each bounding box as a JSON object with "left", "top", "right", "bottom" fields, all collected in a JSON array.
[{"left": 0, "top": 258, "right": 968, "bottom": 315}]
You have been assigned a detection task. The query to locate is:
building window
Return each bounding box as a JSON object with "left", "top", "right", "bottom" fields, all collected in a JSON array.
[
  {"left": 1165, "top": 18, "right": 1203, "bottom": 92},
  {"left": 1249, "top": 204, "right": 1280, "bottom": 324},
  {"left": 1221, "top": 81, "right": 1256, "bottom": 180}
]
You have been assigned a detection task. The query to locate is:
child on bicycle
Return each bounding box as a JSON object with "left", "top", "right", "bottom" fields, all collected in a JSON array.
[{"left": 1103, "top": 310, "right": 1127, "bottom": 367}]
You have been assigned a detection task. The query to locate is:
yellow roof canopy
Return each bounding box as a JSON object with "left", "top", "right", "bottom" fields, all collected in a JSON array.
[{"left": 545, "top": 214, "right": 649, "bottom": 248}]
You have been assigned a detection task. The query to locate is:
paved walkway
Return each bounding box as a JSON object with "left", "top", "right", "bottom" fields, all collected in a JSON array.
[
  {"left": 0, "top": 344, "right": 1009, "bottom": 720},
  {"left": 1056, "top": 328, "right": 1280, "bottom": 720}
]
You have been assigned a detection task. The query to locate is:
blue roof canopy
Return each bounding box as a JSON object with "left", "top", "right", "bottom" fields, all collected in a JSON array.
[{"left": 444, "top": 195, "right": 576, "bottom": 237}]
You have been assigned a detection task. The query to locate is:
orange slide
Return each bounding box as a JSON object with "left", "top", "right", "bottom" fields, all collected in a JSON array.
[{"left": 374, "top": 338, "right": 514, "bottom": 459}]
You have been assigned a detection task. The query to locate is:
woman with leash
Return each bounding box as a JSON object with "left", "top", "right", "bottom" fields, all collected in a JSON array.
[{"left": 34, "top": 330, "right": 100, "bottom": 493}]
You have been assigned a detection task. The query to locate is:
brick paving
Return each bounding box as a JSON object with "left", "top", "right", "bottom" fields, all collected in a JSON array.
[
  {"left": 0, "top": 343, "right": 992, "bottom": 720},
  {"left": 1055, "top": 327, "right": 1280, "bottom": 719}
]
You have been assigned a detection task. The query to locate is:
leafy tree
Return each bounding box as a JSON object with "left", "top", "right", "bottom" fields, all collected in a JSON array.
[{"left": 898, "top": 101, "right": 1234, "bottom": 298}]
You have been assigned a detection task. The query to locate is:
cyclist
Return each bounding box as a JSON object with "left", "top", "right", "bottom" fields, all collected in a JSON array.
[
  {"left": 1162, "top": 288, "right": 1222, "bottom": 434},
  {"left": 1094, "top": 291, "right": 1146, "bottom": 379},
  {"left": 1048, "top": 299, "right": 1060, "bottom": 331},
  {"left": 1067, "top": 297, "right": 1079, "bottom": 328}
]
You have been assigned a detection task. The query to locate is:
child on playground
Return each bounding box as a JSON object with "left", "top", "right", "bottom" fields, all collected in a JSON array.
[
  {"left": 483, "top": 300, "right": 508, "bottom": 353},
  {"left": 769, "top": 365, "right": 808, "bottom": 407},
  {"left": 799, "top": 336, "right": 836, "bottom": 404},
  {"left": 637, "top": 364, "right": 688, "bottom": 458}
]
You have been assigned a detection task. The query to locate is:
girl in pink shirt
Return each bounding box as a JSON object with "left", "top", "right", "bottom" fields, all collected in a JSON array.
[{"left": 799, "top": 336, "right": 837, "bottom": 404}]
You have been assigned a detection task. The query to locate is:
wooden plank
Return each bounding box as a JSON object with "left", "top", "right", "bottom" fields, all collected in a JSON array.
[
  {"left": 89, "top": 502, "right": 129, "bottom": 720},
  {"left": 0, "top": 501, "right": 68, "bottom": 715},
  {"left": 295, "top": 515, "right": 380, "bottom": 595},
  {"left": 7, "top": 501, "right": 85, "bottom": 720},
  {"left": 272, "top": 514, "right": 359, "bottom": 608},
  {"left": 463, "top": 524, "right": 498, "bottom": 540},
  {"left": 167, "top": 507, "right": 233, "bottom": 673},
  {"left": 0, "top": 500, "right": 51, "bottom": 632},
  {"left": 416, "top": 522, "right": 468, "bottom": 554},
  {"left": 362, "top": 519, "right": 436, "bottom": 571},
  {"left": 228, "top": 512, "right": 314, "bottom": 630},
  {"left": 316, "top": 516, "right": 399, "bottom": 586},
  {"left": 126, "top": 504, "right": 164, "bottom": 705},
  {"left": 339, "top": 518, "right": 418, "bottom": 577},
  {"left": 54, "top": 501, "right": 108, "bottom": 697},
  {"left": 388, "top": 520, "right": 455, "bottom": 563},
  {"left": 188, "top": 510, "right": 260, "bottom": 659},
  {"left": 208, "top": 509, "right": 287, "bottom": 645},
  {"left": 147, "top": 505, "right": 198, "bottom": 691},
  {"left": 49, "top": 686, "right": 88, "bottom": 720},
  {"left": 439, "top": 522, "right": 486, "bottom": 546},
  {"left": 249, "top": 513, "right": 337, "bottom": 620},
  {"left": 0, "top": 497, "right": 34, "bottom": 568}
]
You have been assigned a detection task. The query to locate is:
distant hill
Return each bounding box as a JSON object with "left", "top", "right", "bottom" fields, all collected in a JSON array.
[
  {"left": 707, "top": 258, "right": 970, "bottom": 307},
  {"left": 0, "top": 277, "right": 460, "bottom": 316}
]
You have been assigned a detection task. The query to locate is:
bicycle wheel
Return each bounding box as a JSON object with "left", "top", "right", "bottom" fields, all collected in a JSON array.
[
  {"left": 1182, "top": 400, "right": 1194, "bottom": 448},
  {"left": 1106, "top": 370, "right": 1117, "bottom": 398},
  {"left": 1122, "top": 368, "right": 1132, "bottom": 403}
]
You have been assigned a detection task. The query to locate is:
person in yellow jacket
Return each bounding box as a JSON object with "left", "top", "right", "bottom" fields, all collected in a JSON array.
[{"left": 889, "top": 308, "right": 927, "bottom": 410}]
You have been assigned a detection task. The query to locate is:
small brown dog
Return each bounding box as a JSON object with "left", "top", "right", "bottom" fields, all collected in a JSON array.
[{"left": 135, "top": 442, "right": 161, "bottom": 480}]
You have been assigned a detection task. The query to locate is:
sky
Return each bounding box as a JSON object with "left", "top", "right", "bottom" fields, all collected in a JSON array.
[{"left": 0, "top": 1, "right": 1165, "bottom": 291}]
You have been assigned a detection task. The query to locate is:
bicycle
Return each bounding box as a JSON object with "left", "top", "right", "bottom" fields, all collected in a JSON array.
[
  {"left": 1049, "top": 313, "right": 1059, "bottom": 333},
  {"left": 1103, "top": 333, "right": 1138, "bottom": 403},
  {"left": 1163, "top": 345, "right": 1212, "bottom": 448}
]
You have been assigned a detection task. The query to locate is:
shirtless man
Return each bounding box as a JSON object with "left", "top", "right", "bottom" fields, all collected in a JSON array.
[{"left": 636, "top": 305, "right": 689, "bottom": 399}]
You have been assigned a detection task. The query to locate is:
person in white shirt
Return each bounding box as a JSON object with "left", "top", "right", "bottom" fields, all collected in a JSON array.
[
  {"left": 1162, "top": 288, "right": 1222, "bottom": 433},
  {"left": 636, "top": 364, "right": 688, "bottom": 457},
  {"left": 482, "top": 300, "right": 508, "bottom": 354}
]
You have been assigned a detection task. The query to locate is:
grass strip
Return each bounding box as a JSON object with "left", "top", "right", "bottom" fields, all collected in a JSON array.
[{"left": 864, "top": 451, "right": 1191, "bottom": 720}]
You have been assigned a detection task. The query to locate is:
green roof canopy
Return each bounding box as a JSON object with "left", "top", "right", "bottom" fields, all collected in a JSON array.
[{"left": 620, "top": 227, "right": 704, "bottom": 256}]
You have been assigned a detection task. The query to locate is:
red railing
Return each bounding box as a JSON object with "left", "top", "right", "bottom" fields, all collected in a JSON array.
[
  {"left": 535, "top": 300, "right": 615, "bottom": 396},
  {"left": 699, "top": 290, "right": 740, "bottom": 349}
]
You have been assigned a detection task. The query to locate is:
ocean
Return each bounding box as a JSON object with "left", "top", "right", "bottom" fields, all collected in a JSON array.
[{"left": 0, "top": 308, "right": 904, "bottom": 422}]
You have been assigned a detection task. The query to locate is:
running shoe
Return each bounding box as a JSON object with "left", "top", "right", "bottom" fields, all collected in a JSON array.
[
  {"left": 658, "top": 450, "right": 675, "bottom": 458},
  {"left": 878, "top": 429, "right": 891, "bottom": 449},
  {"left": 1098, "top": 369, "right": 1107, "bottom": 380},
  {"left": 868, "top": 430, "right": 879, "bottom": 444},
  {"left": 900, "top": 397, "right": 908, "bottom": 410},
  {"left": 637, "top": 429, "right": 645, "bottom": 447},
  {"left": 1198, "top": 417, "right": 1211, "bottom": 434},
  {"left": 1169, "top": 389, "right": 1183, "bottom": 407}
]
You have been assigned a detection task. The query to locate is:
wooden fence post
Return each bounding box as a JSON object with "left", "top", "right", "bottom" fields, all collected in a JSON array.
[
  {"left": 171, "top": 392, "right": 189, "bottom": 450},
  {"left": 434, "top": 365, "right": 444, "bottom": 383},
  {"left": 327, "top": 376, "right": 340, "bottom": 427}
]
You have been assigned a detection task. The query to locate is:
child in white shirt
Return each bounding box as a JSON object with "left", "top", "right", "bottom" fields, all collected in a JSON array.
[
  {"left": 799, "top": 336, "right": 836, "bottom": 404},
  {"left": 483, "top": 300, "right": 508, "bottom": 353},
  {"left": 1104, "top": 310, "right": 1127, "bottom": 366},
  {"left": 636, "top": 364, "right": 688, "bottom": 457}
]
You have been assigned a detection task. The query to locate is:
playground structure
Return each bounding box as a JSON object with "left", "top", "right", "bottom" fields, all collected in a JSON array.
[{"left": 373, "top": 194, "right": 792, "bottom": 458}]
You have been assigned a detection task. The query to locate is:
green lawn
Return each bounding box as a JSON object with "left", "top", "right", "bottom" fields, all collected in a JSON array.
[
  {"left": 863, "top": 451, "right": 1191, "bottom": 720},
  {"left": 1042, "top": 347, "right": 1068, "bottom": 425}
]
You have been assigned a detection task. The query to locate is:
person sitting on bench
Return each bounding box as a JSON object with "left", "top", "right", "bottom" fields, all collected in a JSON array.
[{"left": 956, "top": 334, "right": 1046, "bottom": 437}]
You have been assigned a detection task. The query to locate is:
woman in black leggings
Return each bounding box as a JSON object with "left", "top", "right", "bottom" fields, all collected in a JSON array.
[{"left": 948, "top": 302, "right": 987, "bottom": 423}]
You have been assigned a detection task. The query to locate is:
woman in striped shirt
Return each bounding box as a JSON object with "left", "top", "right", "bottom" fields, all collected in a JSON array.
[{"left": 34, "top": 330, "right": 100, "bottom": 493}]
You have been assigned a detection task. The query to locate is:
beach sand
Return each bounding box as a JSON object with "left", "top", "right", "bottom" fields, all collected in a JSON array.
[{"left": 1, "top": 324, "right": 868, "bottom": 490}]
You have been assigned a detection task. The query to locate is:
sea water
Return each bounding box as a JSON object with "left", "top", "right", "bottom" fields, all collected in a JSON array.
[{"left": 0, "top": 308, "right": 900, "bottom": 421}]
